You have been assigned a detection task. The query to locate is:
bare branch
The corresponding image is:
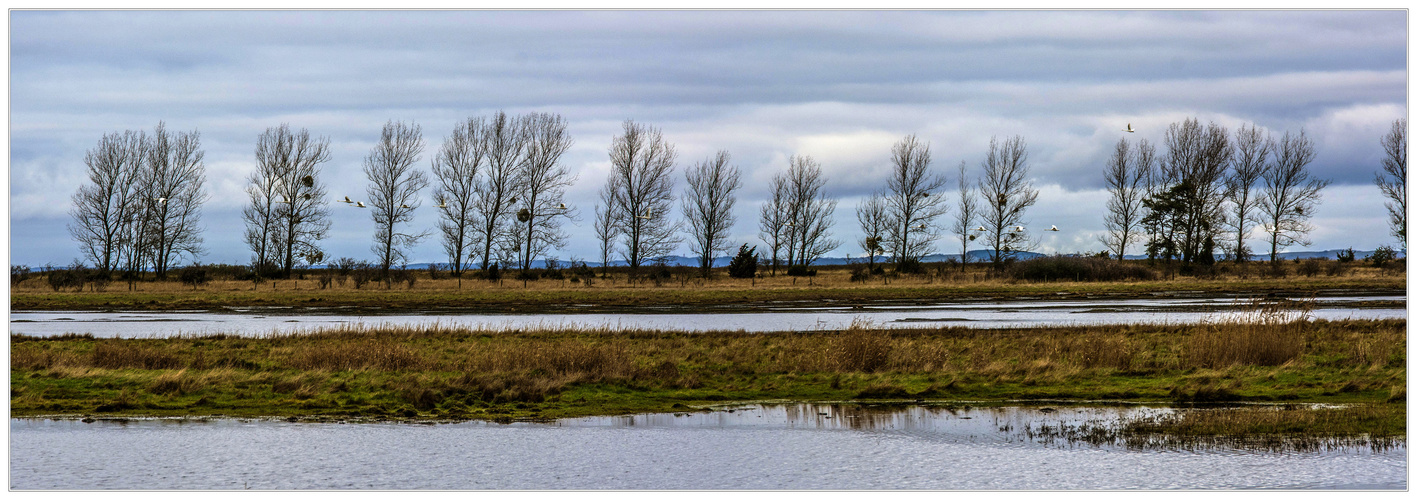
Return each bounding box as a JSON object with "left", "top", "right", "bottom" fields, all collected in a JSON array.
[
  {"left": 364, "top": 120, "right": 428, "bottom": 274},
  {"left": 682, "top": 150, "right": 742, "bottom": 276}
]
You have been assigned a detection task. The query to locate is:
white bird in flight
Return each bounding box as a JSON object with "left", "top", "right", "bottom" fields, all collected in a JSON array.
[
  {"left": 637, "top": 208, "right": 653, "bottom": 220},
  {"left": 1047, "top": 225, "right": 1059, "bottom": 232},
  {"left": 355, "top": 201, "right": 366, "bottom": 208},
  {"left": 974, "top": 226, "right": 986, "bottom": 231},
  {"left": 341, "top": 196, "right": 353, "bottom": 204},
  {"left": 1124, "top": 123, "right": 1136, "bottom": 133},
  {"left": 1013, "top": 225, "right": 1025, "bottom": 232}
]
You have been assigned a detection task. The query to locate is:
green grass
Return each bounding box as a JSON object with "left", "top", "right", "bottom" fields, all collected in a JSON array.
[{"left": 10, "top": 319, "right": 1406, "bottom": 437}]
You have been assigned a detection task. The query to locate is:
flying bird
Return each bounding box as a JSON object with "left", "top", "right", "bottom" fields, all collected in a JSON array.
[
  {"left": 1124, "top": 123, "right": 1136, "bottom": 133},
  {"left": 557, "top": 203, "right": 567, "bottom": 210},
  {"left": 1013, "top": 225, "right": 1025, "bottom": 232},
  {"left": 355, "top": 202, "right": 366, "bottom": 208},
  {"left": 637, "top": 208, "right": 653, "bottom": 220},
  {"left": 435, "top": 200, "right": 448, "bottom": 208},
  {"left": 342, "top": 196, "right": 353, "bottom": 204},
  {"left": 974, "top": 226, "right": 986, "bottom": 231},
  {"left": 1047, "top": 225, "right": 1059, "bottom": 232},
  {"left": 401, "top": 204, "right": 412, "bottom": 209}
]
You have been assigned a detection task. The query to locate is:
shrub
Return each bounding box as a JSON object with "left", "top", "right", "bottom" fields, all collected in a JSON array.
[
  {"left": 1368, "top": 245, "right": 1397, "bottom": 268},
  {"left": 1336, "top": 248, "right": 1356, "bottom": 263},
  {"left": 483, "top": 263, "right": 502, "bottom": 282},
  {"left": 894, "top": 259, "right": 924, "bottom": 275},
  {"left": 1009, "top": 256, "right": 1155, "bottom": 282},
  {"left": 46, "top": 266, "right": 85, "bottom": 292},
  {"left": 786, "top": 264, "right": 817, "bottom": 277},
  {"left": 541, "top": 259, "right": 564, "bottom": 280},
  {"left": 727, "top": 244, "right": 757, "bottom": 279},
  {"left": 849, "top": 265, "right": 871, "bottom": 282},
  {"left": 426, "top": 263, "right": 444, "bottom": 280},
  {"left": 1296, "top": 258, "right": 1324, "bottom": 278},
  {"left": 350, "top": 261, "right": 376, "bottom": 289},
  {"left": 178, "top": 265, "right": 210, "bottom": 290},
  {"left": 11, "top": 265, "right": 31, "bottom": 286}
]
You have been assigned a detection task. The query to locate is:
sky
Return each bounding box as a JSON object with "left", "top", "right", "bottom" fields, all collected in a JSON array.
[{"left": 7, "top": 9, "right": 1409, "bottom": 268}]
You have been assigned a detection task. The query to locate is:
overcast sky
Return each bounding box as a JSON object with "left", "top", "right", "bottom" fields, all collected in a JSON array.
[{"left": 7, "top": 10, "right": 1408, "bottom": 268}]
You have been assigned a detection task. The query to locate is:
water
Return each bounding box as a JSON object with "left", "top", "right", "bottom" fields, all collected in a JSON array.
[
  {"left": 8, "top": 295, "right": 1406, "bottom": 337},
  {"left": 10, "top": 404, "right": 1405, "bottom": 489}
]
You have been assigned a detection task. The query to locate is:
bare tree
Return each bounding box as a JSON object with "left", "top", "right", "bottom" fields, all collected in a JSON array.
[
  {"left": 139, "top": 122, "right": 207, "bottom": 278},
  {"left": 1376, "top": 118, "right": 1407, "bottom": 250},
  {"left": 682, "top": 150, "right": 742, "bottom": 277},
  {"left": 243, "top": 135, "right": 281, "bottom": 276},
  {"left": 759, "top": 174, "right": 790, "bottom": 276},
  {"left": 950, "top": 161, "right": 979, "bottom": 270},
  {"left": 472, "top": 111, "right": 527, "bottom": 271},
  {"left": 510, "top": 112, "right": 576, "bottom": 272},
  {"left": 69, "top": 130, "right": 145, "bottom": 272},
  {"left": 1223, "top": 124, "right": 1271, "bottom": 262},
  {"left": 1258, "top": 130, "right": 1328, "bottom": 262},
  {"left": 856, "top": 192, "right": 889, "bottom": 270},
  {"left": 782, "top": 155, "right": 839, "bottom": 266},
  {"left": 1159, "top": 118, "right": 1232, "bottom": 265},
  {"left": 364, "top": 120, "right": 429, "bottom": 276},
  {"left": 431, "top": 116, "right": 487, "bottom": 277},
  {"left": 884, "top": 135, "right": 949, "bottom": 267},
  {"left": 1100, "top": 137, "right": 1149, "bottom": 261},
  {"left": 244, "top": 124, "right": 332, "bottom": 278},
  {"left": 979, "top": 135, "right": 1038, "bottom": 269},
  {"left": 593, "top": 183, "right": 619, "bottom": 278},
  {"left": 607, "top": 120, "right": 681, "bottom": 269}
]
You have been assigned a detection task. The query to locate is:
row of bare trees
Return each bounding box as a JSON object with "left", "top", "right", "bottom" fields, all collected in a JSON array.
[
  {"left": 429, "top": 112, "right": 575, "bottom": 277},
  {"left": 856, "top": 134, "right": 1039, "bottom": 272},
  {"left": 73, "top": 117, "right": 1399, "bottom": 278},
  {"left": 1102, "top": 118, "right": 1333, "bottom": 265},
  {"left": 70, "top": 122, "right": 207, "bottom": 279}
]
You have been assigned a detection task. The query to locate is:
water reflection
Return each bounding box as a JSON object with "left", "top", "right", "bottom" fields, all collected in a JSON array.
[
  {"left": 10, "top": 404, "right": 1406, "bottom": 490},
  {"left": 9, "top": 294, "right": 1406, "bottom": 338}
]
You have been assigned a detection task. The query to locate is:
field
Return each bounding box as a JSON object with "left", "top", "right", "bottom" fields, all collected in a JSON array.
[
  {"left": 10, "top": 258, "right": 1407, "bottom": 439},
  {"left": 10, "top": 316, "right": 1406, "bottom": 437},
  {"left": 10, "top": 260, "right": 1407, "bottom": 312}
]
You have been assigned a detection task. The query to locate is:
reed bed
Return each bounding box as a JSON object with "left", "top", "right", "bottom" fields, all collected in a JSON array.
[{"left": 11, "top": 312, "right": 1405, "bottom": 424}]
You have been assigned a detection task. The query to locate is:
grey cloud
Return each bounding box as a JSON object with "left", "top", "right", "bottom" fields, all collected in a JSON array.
[{"left": 9, "top": 10, "right": 1407, "bottom": 267}]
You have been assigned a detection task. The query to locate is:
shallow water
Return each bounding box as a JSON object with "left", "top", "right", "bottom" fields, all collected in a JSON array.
[
  {"left": 9, "top": 404, "right": 1405, "bottom": 490},
  {"left": 8, "top": 295, "right": 1406, "bottom": 337}
]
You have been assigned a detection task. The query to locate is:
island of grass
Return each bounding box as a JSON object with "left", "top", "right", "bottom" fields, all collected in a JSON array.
[{"left": 11, "top": 317, "right": 1406, "bottom": 441}]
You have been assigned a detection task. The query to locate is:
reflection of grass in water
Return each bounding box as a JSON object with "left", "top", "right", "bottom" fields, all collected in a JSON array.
[{"left": 1010, "top": 405, "right": 1406, "bottom": 453}]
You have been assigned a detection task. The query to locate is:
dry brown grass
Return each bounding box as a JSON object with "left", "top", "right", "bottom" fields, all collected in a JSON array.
[{"left": 1187, "top": 299, "right": 1310, "bottom": 368}]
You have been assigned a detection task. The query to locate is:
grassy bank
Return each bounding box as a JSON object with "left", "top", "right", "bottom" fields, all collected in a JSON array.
[
  {"left": 10, "top": 265, "right": 1406, "bottom": 312},
  {"left": 11, "top": 318, "right": 1405, "bottom": 437}
]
